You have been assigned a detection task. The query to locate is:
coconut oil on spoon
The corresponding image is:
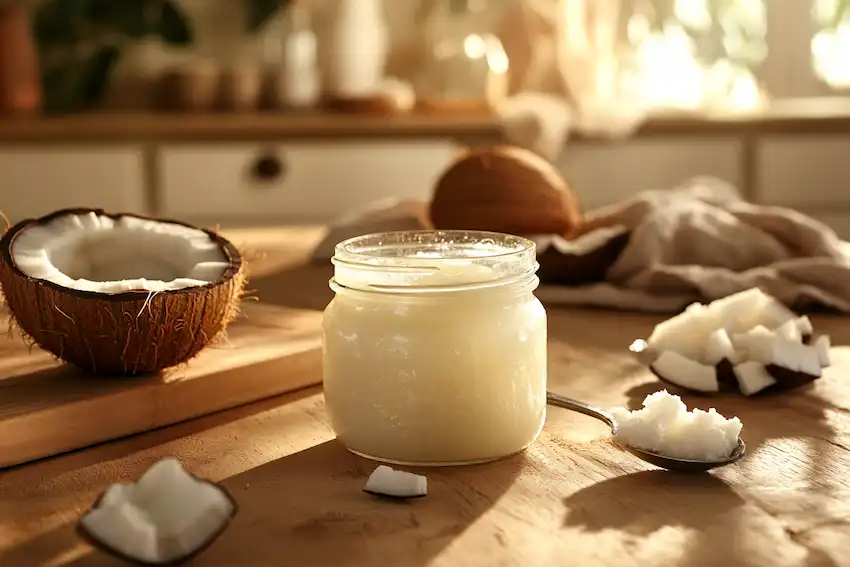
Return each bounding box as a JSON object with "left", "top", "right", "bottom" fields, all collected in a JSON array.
[{"left": 546, "top": 391, "right": 746, "bottom": 472}]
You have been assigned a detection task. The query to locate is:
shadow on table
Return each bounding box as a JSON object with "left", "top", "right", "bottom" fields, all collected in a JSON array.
[
  {"left": 59, "top": 439, "right": 526, "bottom": 567},
  {"left": 0, "top": 384, "right": 318, "bottom": 477},
  {"left": 249, "top": 260, "right": 334, "bottom": 312},
  {"left": 562, "top": 470, "right": 837, "bottom": 567},
  {"left": 0, "top": 520, "right": 87, "bottom": 567}
]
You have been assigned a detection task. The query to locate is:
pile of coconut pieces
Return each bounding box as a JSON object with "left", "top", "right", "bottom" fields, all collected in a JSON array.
[
  {"left": 79, "top": 459, "right": 427, "bottom": 565},
  {"left": 641, "top": 288, "right": 832, "bottom": 396}
]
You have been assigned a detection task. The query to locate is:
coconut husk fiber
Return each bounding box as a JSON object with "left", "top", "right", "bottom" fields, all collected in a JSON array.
[{"left": 312, "top": 176, "right": 850, "bottom": 314}]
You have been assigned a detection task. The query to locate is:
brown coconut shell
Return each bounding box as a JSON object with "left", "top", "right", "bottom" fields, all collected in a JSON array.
[
  {"left": 536, "top": 225, "right": 630, "bottom": 286},
  {"left": 0, "top": 208, "right": 246, "bottom": 376},
  {"left": 429, "top": 146, "right": 583, "bottom": 236},
  {"left": 77, "top": 470, "right": 238, "bottom": 566}
]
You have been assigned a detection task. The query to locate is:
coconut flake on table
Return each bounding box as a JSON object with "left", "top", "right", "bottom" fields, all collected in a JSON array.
[
  {"left": 363, "top": 465, "right": 427, "bottom": 499},
  {"left": 642, "top": 288, "right": 834, "bottom": 397},
  {"left": 78, "top": 458, "right": 236, "bottom": 565},
  {"left": 11, "top": 211, "right": 232, "bottom": 293},
  {"left": 611, "top": 390, "right": 743, "bottom": 462}
]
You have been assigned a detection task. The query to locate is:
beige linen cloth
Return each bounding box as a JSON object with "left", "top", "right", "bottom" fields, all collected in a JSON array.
[{"left": 312, "top": 177, "right": 850, "bottom": 314}]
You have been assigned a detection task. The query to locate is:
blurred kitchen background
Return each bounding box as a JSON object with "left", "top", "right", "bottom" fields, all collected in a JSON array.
[{"left": 1, "top": 0, "right": 850, "bottom": 235}]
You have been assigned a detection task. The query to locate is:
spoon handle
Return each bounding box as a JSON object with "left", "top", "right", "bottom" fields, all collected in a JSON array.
[{"left": 546, "top": 391, "right": 615, "bottom": 429}]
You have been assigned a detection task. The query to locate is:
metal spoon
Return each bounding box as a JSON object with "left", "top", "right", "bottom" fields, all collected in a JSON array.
[{"left": 546, "top": 391, "right": 746, "bottom": 472}]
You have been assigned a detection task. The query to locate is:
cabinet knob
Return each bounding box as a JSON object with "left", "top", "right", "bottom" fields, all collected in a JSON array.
[{"left": 251, "top": 152, "right": 287, "bottom": 183}]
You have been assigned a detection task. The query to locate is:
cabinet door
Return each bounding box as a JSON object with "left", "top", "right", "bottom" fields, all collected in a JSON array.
[
  {"left": 0, "top": 147, "right": 147, "bottom": 224},
  {"left": 758, "top": 136, "right": 850, "bottom": 206},
  {"left": 559, "top": 139, "right": 743, "bottom": 210},
  {"left": 158, "top": 141, "right": 460, "bottom": 225}
]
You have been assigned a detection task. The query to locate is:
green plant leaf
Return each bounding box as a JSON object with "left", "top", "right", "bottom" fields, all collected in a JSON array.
[
  {"left": 828, "top": 0, "right": 850, "bottom": 30},
  {"left": 159, "top": 0, "right": 192, "bottom": 45},
  {"left": 247, "top": 0, "right": 281, "bottom": 32},
  {"left": 31, "top": 0, "right": 87, "bottom": 46},
  {"left": 42, "top": 45, "right": 120, "bottom": 115},
  {"left": 83, "top": 0, "right": 151, "bottom": 38}
]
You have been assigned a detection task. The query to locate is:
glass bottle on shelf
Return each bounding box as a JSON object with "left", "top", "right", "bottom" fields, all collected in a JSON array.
[
  {"left": 261, "top": 0, "right": 319, "bottom": 110},
  {"left": 413, "top": 0, "right": 509, "bottom": 114}
]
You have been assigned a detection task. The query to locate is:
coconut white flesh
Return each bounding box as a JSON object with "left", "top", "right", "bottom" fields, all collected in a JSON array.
[
  {"left": 611, "top": 390, "right": 742, "bottom": 461},
  {"left": 733, "top": 361, "right": 777, "bottom": 396},
  {"left": 646, "top": 304, "right": 719, "bottom": 362},
  {"left": 703, "top": 328, "right": 738, "bottom": 365},
  {"left": 11, "top": 212, "right": 232, "bottom": 293},
  {"left": 80, "top": 458, "right": 234, "bottom": 564},
  {"left": 650, "top": 350, "right": 719, "bottom": 393},
  {"left": 814, "top": 335, "right": 832, "bottom": 367},
  {"left": 736, "top": 333, "right": 822, "bottom": 377},
  {"left": 363, "top": 465, "right": 427, "bottom": 498},
  {"left": 773, "top": 319, "right": 804, "bottom": 342},
  {"left": 794, "top": 316, "right": 814, "bottom": 337}
]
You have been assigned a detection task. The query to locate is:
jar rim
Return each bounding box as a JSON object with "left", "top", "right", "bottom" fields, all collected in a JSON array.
[
  {"left": 334, "top": 229, "right": 535, "bottom": 261},
  {"left": 330, "top": 230, "right": 539, "bottom": 294}
]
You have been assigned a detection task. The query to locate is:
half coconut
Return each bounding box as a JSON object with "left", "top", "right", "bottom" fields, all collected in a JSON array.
[
  {"left": 634, "top": 288, "right": 832, "bottom": 397},
  {"left": 0, "top": 208, "right": 245, "bottom": 375},
  {"left": 535, "top": 225, "right": 630, "bottom": 286}
]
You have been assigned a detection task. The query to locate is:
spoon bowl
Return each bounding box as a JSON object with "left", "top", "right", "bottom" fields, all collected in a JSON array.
[{"left": 546, "top": 391, "right": 746, "bottom": 472}]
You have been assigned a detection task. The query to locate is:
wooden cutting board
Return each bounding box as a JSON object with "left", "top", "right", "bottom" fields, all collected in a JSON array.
[{"left": 0, "top": 302, "right": 323, "bottom": 468}]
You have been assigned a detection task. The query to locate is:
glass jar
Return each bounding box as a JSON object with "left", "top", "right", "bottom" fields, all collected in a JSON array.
[
  {"left": 412, "top": 0, "right": 509, "bottom": 113},
  {"left": 322, "top": 230, "right": 547, "bottom": 467}
]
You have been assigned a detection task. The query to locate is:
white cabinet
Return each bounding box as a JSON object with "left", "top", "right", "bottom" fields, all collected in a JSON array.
[
  {"left": 558, "top": 138, "right": 743, "bottom": 210},
  {"left": 157, "top": 141, "right": 459, "bottom": 224},
  {"left": 0, "top": 147, "right": 147, "bottom": 224},
  {"left": 758, "top": 136, "right": 850, "bottom": 206}
]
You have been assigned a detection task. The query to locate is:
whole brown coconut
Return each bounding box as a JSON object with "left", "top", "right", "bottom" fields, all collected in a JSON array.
[
  {"left": 0, "top": 208, "right": 246, "bottom": 376},
  {"left": 429, "top": 146, "right": 583, "bottom": 236}
]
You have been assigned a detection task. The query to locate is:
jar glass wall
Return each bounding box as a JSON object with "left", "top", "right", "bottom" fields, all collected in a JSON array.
[{"left": 323, "top": 230, "right": 547, "bottom": 466}]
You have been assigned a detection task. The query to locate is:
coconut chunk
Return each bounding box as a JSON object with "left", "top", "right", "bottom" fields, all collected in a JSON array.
[
  {"left": 363, "top": 465, "right": 427, "bottom": 499},
  {"left": 794, "top": 316, "right": 814, "bottom": 337},
  {"left": 773, "top": 319, "right": 803, "bottom": 343},
  {"left": 747, "top": 336, "right": 822, "bottom": 378},
  {"left": 639, "top": 288, "right": 835, "bottom": 398},
  {"left": 647, "top": 305, "right": 719, "bottom": 362},
  {"left": 79, "top": 458, "right": 236, "bottom": 565},
  {"left": 650, "top": 350, "right": 719, "bottom": 393},
  {"left": 703, "top": 328, "right": 738, "bottom": 365},
  {"left": 813, "top": 335, "right": 832, "bottom": 367},
  {"left": 733, "top": 361, "right": 776, "bottom": 396}
]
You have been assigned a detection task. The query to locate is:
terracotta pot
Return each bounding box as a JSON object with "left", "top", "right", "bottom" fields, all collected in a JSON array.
[{"left": 0, "top": 2, "right": 42, "bottom": 115}]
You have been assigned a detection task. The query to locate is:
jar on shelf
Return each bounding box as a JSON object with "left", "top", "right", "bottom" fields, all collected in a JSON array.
[
  {"left": 261, "top": 0, "right": 319, "bottom": 110},
  {"left": 412, "top": 0, "right": 509, "bottom": 114},
  {"left": 323, "top": 0, "right": 388, "bottom": 99},
  {"left": 323, "top": 230, "right": 547, "bottom": 466}
]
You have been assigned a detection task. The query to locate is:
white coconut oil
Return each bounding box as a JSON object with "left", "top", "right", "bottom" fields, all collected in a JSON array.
[{"left": 323, "top": 230, "right": 547, "bottom": 466}]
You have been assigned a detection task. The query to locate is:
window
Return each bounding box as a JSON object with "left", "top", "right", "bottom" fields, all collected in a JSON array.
[{"left": 622, "top": 0, "right": 849, "bottom": 109}]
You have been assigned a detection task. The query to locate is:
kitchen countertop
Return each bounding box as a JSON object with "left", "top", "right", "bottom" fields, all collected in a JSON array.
[
  {"left": 3, "top": 97, "right": 850, "bottom": 145},
  {"left": 1, "top": 226, "right": 849, "bottom": 567}
]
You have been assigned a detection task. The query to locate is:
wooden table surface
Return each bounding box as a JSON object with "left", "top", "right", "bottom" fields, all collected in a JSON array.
[{"left": 1, "top": 227, "right": 849, "bottom": 567}]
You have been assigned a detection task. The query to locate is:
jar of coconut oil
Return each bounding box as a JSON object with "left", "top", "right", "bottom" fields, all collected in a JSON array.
[{"left": 323, "top": 230, "right": 547, "bottom": 466}]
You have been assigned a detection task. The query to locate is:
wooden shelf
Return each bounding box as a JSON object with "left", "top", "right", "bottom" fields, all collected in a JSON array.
[
  {"left": 1, "top": 98, "right": 850, "bottom": 145},
  {"left": 0, "top": 112, "right": 503, "bottom": 144}
]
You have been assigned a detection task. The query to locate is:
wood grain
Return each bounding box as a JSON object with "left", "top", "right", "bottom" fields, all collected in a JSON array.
[
  {"left": 0, "top": 226, "right": 849, "bottom": 567},
  {"left": 2, "top": 98, "right": 850, "bottom": 145},
  {"left": 0, "top": 302, "right": 323, "bottom": 468}
]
